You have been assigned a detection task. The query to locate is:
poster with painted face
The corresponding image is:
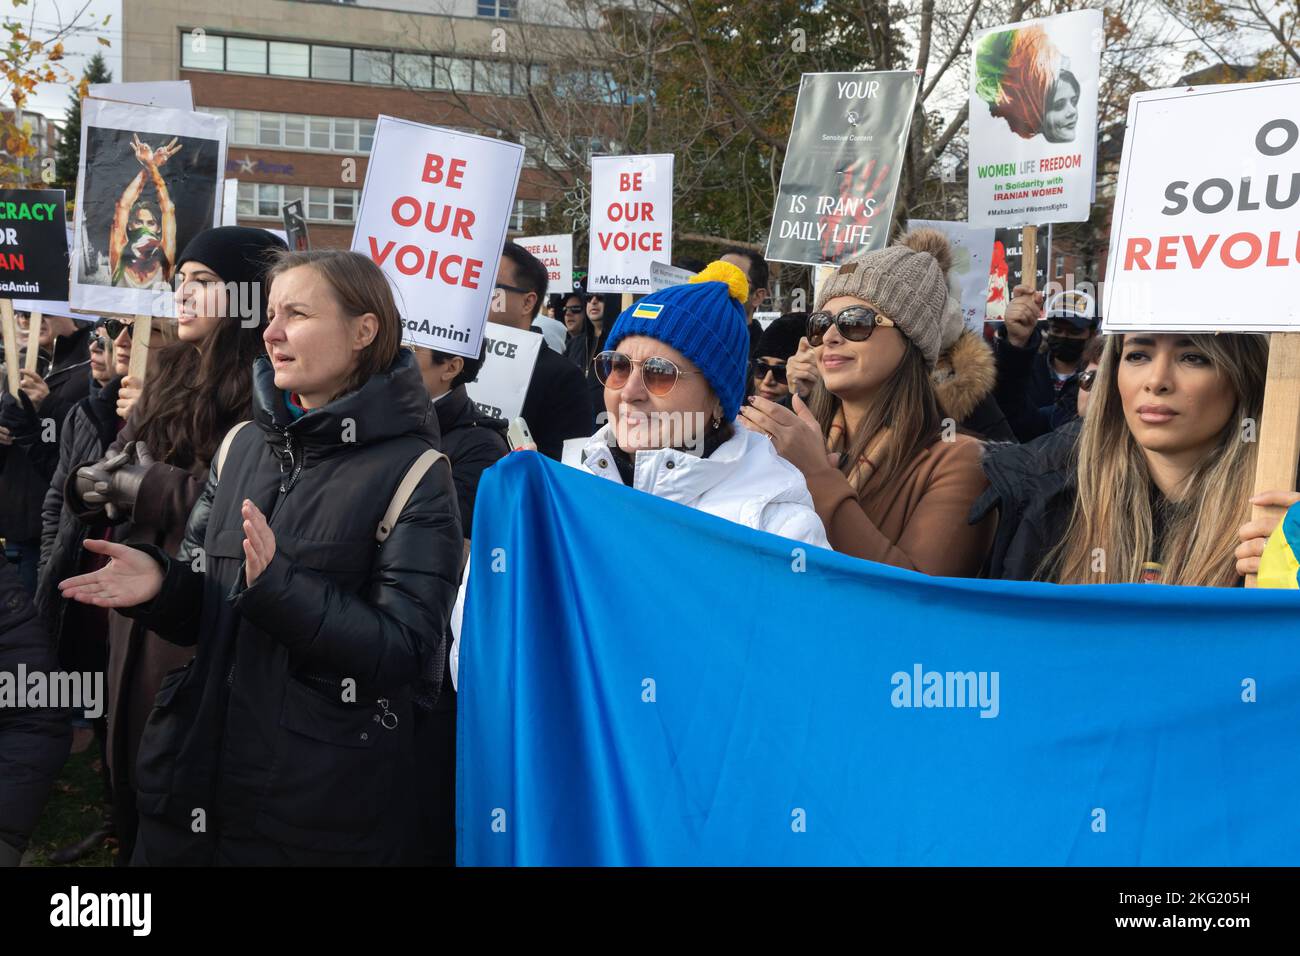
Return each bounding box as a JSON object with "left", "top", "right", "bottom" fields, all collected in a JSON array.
[
  {"left": 968, "top": 9, "right": 1102, "bottom": 228},
  {"left": 70, "top": 98, "right": 226, "bottom": 318}
]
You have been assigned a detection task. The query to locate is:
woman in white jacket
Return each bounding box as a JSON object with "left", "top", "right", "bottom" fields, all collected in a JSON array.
[{"left": 451, "top": 262, "right": 826, "bottom": 686}]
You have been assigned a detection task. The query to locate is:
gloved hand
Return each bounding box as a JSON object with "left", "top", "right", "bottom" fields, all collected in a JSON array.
[
  {"left": 0, "top": 388, "right": 38, "bottom": 446},
  {"left": 72, "top": 442, "right": 155, "bottom": 522}
]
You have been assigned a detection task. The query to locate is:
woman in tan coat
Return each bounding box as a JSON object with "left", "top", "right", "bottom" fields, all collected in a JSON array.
[{"left": 740, "top": 228, "right": 995, "bottom": 576}]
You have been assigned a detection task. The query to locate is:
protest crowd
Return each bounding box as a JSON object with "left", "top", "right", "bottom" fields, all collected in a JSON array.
[{"left": 0, "top": 6, "right": 1297, "bottom": 872}]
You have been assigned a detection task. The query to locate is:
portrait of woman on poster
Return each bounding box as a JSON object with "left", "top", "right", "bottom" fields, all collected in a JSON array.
[{"left": 110, "top": 134, "right": 181, "bottom": 289}]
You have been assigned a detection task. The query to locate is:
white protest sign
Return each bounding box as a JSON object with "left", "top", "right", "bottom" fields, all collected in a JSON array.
[
  {"left": 353, "top": 115, "right": 523, "bottom": 358},
  {"left": 70, "top": 99, "right": 227, "bottom": 318},
  {"left": 754, "top": 310, "right": 782, "bottom": 331},
  {"left": 911, "top": 219, "right": 996, "bottom": 332},
  {"left": 1103, "top": 79, "right": 1300, "bottom": 332},
  {"left": 464, "top": 321, "right": 543, "bottom": 421},
  {"left": 516, "top": 234, "right": 572, "bottom": 294},
  {"left": 649, "top": 260, "right": 695, "bottom": 292},
  {"left": 89, "top": 81, "right": 194, "bottom": 110},
  {"left": 968, "top": 9, "right": 1101, "bottom": 227},
  {"left": 222, "top": 178, "right": 239, "bottom": 225},
  {"left": 587, "top": 154, "right": 673, "bottom": 294}
]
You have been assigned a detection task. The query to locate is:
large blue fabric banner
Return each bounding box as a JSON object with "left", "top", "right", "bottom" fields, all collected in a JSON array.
[{"left": 457, "top": 452, "right": 1300, "bottom": 866}]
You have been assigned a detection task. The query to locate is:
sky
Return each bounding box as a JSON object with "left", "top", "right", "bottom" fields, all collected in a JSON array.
[{"left": 16, "top": 0, "right": 123, "bottom": 121}]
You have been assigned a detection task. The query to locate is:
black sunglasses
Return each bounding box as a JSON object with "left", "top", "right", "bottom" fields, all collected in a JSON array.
[
  {"left": 495, "top": 282, "right": 532, "bottom": 295},
  {"left": 1078, "top": 369, "right": 1097, "bottom": 392},
  {"left": 806, "top": 306, "right": 896, "bottom": 347},
  {"left": 103, "top": 318, "right": 134, "bottom": 340},
  {"left": 563, "top": 304, "right": 584, "bottom": 315},
  {"left": 753, "top": 361, "right": 788, "bottom": 385}
]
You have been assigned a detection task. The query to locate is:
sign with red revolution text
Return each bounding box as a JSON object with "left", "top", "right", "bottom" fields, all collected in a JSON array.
[
  {"left": 1103, "top": 79, "right": 1300, "bottom": 332},
  {"left": 587, "top": 155, "right": 673, "bottom": 294},
  {"left": 352, "top": 115, "right": 523, "bottom": 357}
]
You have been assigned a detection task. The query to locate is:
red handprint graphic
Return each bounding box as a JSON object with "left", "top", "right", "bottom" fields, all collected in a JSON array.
[{"left": 817, "top": 158, "right": 892, "bottom": 262}]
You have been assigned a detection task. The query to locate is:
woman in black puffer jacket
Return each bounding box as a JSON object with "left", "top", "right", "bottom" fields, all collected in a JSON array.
[{"left": 61, "top": 250, "right": 463, "bottom": 865}]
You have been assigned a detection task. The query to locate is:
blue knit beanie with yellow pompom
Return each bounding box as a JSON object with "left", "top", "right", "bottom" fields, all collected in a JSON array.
[{"left": 606, "top": 260, "right": 751, "bottom": 420}]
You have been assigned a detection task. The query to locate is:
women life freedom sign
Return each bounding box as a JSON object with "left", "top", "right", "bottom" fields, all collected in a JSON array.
[
  {"left": 1104, "top": 79, "right": 1300, "bottom": 332},
  {"left": 352, "top": 116, "right": 523, "bottom": 357},
  {"left": 968, "top": 8, "right": 1102, "bottom": 227}
]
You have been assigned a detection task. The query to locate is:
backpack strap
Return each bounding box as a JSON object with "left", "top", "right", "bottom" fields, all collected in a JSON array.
[
  {"left": 215, "top": 421, "right": 254, "bottom": 481},
  {"left": 376, "top": 448, "right": 447, "bottom": 543}
]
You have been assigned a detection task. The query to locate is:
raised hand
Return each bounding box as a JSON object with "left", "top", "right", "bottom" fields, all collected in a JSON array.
[
  {"left": 786, "top": 335, "right": 821, "bottom": 400},
  {"left": 59, "top": 539, "right": 164, "bottom": 608},
  {"left": 241, "top": 499, "right": 276, "bottom": 587},
  {"left": 130, "top": 133, "right": 154, "bottom": 167},
  {"left": 1004, "top": 284, "right": 1043, "bottom": 348},
  {"left": 152, "top": 138, "right": 182, "bottom": 168}
]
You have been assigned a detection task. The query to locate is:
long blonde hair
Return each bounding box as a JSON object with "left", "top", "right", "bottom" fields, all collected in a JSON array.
[{"left": 1047, "top": 333, "right": 1268, "bottom": 586}]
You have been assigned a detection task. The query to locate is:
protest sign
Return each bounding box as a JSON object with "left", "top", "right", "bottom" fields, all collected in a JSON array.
[
  {"left": 516, "top": 234, "right": 571, "bottom": 293},
  {"left": 0, "top": 188, "right": 69, "bottom": 302},
  {"left": 985, "top": 226, "right": 1050, "bottom": 321},
  {"left": 222, "top": 178, "right": 239, "bottom": 225},
  {"left": 968, "top": 9, "right": 1102, "bottom": 227},
  {"left": 282, "top": 199, "right": 309, "bottom": 251},
  {"left": 352, "top": 115, "right": 522, "bottom": 358},
  {"left": 464, "top": 321, "right": 542, "bottom": 421},
  {"left": 1103, "top": 79, "right": 1300, "bottom": 332},
  {"left": 70, "top": 99, "right": 227, "bottom": 319},
  {"left": 911, "top": 219, "right": 995, "bottom": 331},
  {"left": 89, "top": 81, "right": 193, "bottom": 110},
  {"left": 587, "top": 154, "right": 673, "bottom": 294},
  {"left": 766, "top": 72, "right": 919, "bottom": 266},
  {"left": 649, "top": 260, "right": 694, "bottom": 292}
]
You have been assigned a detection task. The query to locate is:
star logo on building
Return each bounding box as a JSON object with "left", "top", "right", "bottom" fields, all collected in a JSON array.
[{"left": 237, "top": 155, "right": 257, "bottom": 174}]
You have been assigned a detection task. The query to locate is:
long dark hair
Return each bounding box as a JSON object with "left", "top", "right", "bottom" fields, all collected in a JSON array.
[{"left": 133, "top": 298, "right": 269, "bottom": 471}]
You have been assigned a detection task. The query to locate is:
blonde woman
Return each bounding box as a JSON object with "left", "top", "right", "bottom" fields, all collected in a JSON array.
[{"left": 973, "top": 331, "right": 1268, "bottom": 585}]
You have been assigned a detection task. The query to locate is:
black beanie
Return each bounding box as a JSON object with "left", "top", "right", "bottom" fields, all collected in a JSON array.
[
  {"left": 755, "top": 312, "right": 807, "bottom": 362},
  {"left": 176, "top": 226, "right": 288, "bottom": 320}
]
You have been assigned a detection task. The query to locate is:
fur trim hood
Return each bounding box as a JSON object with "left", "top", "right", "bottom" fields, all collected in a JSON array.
[{"left": 932, "top": 329, "right": 996, "bottom": 424}]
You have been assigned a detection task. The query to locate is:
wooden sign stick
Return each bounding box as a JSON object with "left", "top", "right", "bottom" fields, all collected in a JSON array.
[
  {"left": 24, "top": 310, "right": 42, "bottom": 374},
  {"left": 1021, "top": 224, "right": 1038, "bottom": 294},
  {"left": 1246, "top": 332, "right": 1300, "bottom": 588},
  {"left": 127, "top": 313, "right": 153, "bottom": 384},
  {"left": 0, "top": 299, "right": 19, "bottom": 396},
  {"left": 621, "top": 292, "right": 633, "bottom": 313}
]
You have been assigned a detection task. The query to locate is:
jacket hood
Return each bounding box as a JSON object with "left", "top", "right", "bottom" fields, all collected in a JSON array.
[
  {"left": 252, "top": 349, "right": 436, "bottom": 448},
  {"left": 932, "top": 329, "right": 996, "bottom": 425}
]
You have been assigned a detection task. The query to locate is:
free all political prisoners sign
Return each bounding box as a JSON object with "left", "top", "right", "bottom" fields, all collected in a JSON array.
[
  {"left": 1103, "top": 79, "right": 1300, "bottom": 332},
  {"left": 516, "top": 234, "right": 573, "bottom": 294},
  {"left": 353, "top": 116, "right": 523, "bottom": 357},
  {"left": 587, "top": 155, "right": 673, "bottom": 294},
  {"left": 968, "top": 8, "right": 1102, "bottom": 228},
  {"left": 0, "top": 189, "right": 69, "bottom": 301},
  {"left": 766, "top": 72, "right": 919, "bottom": 267}
]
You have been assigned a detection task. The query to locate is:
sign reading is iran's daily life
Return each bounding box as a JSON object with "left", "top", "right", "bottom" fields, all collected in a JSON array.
[
  {"left": 69, "top": 98, "right": 227, "bottom": 318},
  {"left": 586, "top": 154, "right": 673, "bottom": 294},
  {"left": 516, "top": 234, "right": 572, "bottom": 293},
  {"left": 353, "top": 116, "right": 523, "bottom": 357},
  {"left": 766, "top": 71, "right": 919, "bottom": 267},
  {"left": 0, "top": 188, "right": 69, "bottom": 301},
  {"left": 1104, "top": 79, "right": 1300, "bottom": 332},
  {"left": 968, "top": 8, "right": 1102, "bottom": 227}
]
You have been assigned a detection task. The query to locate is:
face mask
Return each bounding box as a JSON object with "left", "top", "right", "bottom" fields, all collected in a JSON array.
[{"left": 1046, "top": 334, "right": 1085, "bottom": 364}]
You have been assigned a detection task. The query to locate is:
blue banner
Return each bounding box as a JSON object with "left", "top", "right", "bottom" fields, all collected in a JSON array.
[{"left": 458, "top": 452, "right": 1300, "bottom": 865}]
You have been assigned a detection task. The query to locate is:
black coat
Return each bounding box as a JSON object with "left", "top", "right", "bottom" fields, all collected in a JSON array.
[
  {"left": 521, "top": 342, "right": 594, "bottom": 460},
  {"left": 969, "top": 419, "right": 1081, "bottom": 581},
  {"left": 434, "top": 384, "right": 508, "bottom": 539},
  {"left": 35, "top": 376, "right": 122, "bottom": 644},
  {"left": 123, "top": 350, "right": 463, "bottom": 865},
  {"left": 0, "top": 327, "right": 92, "bottom": 542},
  {"left": 991, "top": 326, "right": 1081, "bottom": 443},
  {"left": 0, "top": 554, "right": 72, "bottom": 864}
]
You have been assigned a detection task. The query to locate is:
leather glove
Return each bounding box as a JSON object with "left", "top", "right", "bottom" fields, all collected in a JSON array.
[
  {"left": 0, "top": 388, "right": 38, "bottom": 445},
  {"left": 73, "top": 442, "right": 153, "bottom": 521}
]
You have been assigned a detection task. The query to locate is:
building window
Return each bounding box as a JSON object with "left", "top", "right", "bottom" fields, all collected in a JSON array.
[
  {"left": 284, "top": 114, "right": 306, "bottom": 148},
  {"left": 258, "top": 113, "right": 282, "bottom": 147},
  {"left": 333, "top": 118, "right": 357, "bottom": 152},
  {"left": 236, "top": 181, "right": 256, "bottom": 217},
  {"left": 512, "top": 198, "right": 546, "bottom": 230},
  {"left": 226, "top": 37, "right": 268, "bottom": 74},
  {"left": 478, "top": 0, "right": 517, "bottom": 18},
  {"left": 311, "top": 44, "right": 351, "bottom": 81},
  {"left": 473, "top": 60, "right": 511, "bottom": 94},
  {"left": 309, "top": 116, "right": 332, "bottom": 150},
  {"left": 435, "top": 56, "right": 473, "bottom": 91},
  {"left": 257, "top": 183, "right": 280, "bottom": 217},
  {"left": 269, "top": 41, "right": 310, "bottom": 78},
  {"left": 1055, "top": 255, "right": 1065, "bottom": 276},
  {"left": 235, "top": 182, "right": 359, "bottom": 224},
  {"left": 181, "top": 34, "right": 224, "bottom": 71},
  {"left": 307, "top": 186, "right": 331, "bottom": 221},
  {"left": 395, "top": 52, "right": 433, "bottom": 90},
  {"left": 355, "top": 49, "right": 393, "bottom": 85},
  {"left": 359, "top": 119, "right": 376, "bottom": 152},
  {"left": 333, "top": 190, "right": 355, "bottom": 223},
  {"left": 233, "top": 111, "right": 257, "bottom": 145}
]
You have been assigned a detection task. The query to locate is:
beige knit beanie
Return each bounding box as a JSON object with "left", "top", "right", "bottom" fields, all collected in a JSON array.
[{"left": 813, "top": 227, "right": 954, "bottom": 368}]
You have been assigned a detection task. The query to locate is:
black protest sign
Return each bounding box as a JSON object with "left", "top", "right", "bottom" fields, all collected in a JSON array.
[
  {"left": 0, "top": 189, "right": 69, "bottom": 301},
  {"left": 282, "top": 200, "right": 310, "bottom": 251}
]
